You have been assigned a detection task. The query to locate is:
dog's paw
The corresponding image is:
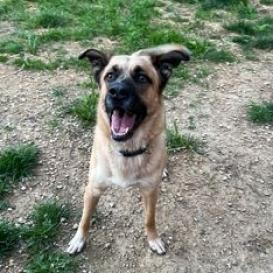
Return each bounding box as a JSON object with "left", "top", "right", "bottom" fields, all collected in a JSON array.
[
  {"left": 66, "top": 230, "right": 86, "bottom": 254},
  {"left": 148, "top": 238, "right": 166, "bottom": 255}
]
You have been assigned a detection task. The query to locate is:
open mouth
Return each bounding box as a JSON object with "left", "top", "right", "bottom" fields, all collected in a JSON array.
[{"left": 110, "top": 108, "right": 136, "bottom": 141}]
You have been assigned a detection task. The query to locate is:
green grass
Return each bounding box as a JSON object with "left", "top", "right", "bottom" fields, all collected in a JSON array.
[
  {"left": 25, "top": 252, "right": 78, "bottom": 273},
  {"left": 225, "top": 16, "right": 273, "bottom": 50},
  {"left": 52, "top": 87, "right": 67, "bottom": 98},
  {"left": 236, "top": 3, "right": 257, "bottom": 19},
  {"left": 0, "top": 54, "right": 8, "bottom": 63},
  {"left": 0, "top": 143, "right": 39, "bottom": 182},
  {"left": 0, "top": 178, "right": 11, "bottom": 200},
  {"left": 167, "top": 122, "right": 201, "bottom": 153},
  {"left": 12, "top": 57, "right": 57, "bottom": 71},
  {"left": 0, "top": 199, "right": 77, "bottom": 271},
  {"left": 66, "top": 92, "right": 99, "bottom": 126},
  {"left": 247, "top": 102, "right": 273, "bottom": 124},
  {"left": 199, "top": 0, "right": 248, "bottom": 9},
  {"left": 203, "top": 47, "right": 236, "bottom": 63},
  {"left": 174, "top": 0, "right": 248, "bottom": 8},
  {"left": 12, "top": 56, "right": 89, "bottom": 71},
  {"left": 23, "top": 200, "right": 70, "bottom": 251},
  {"left": 0, "top": 39, "right": 24, "bottom": 54},
  {"left": 0, "top": 0, "right": 233, "bottom": 71},
  {"left": 0, "top": 220, "right": 21, "bottom": 259},
  {"left": 29, "top": 10, "right": 72, "bottom": 29},
  {"left": 260, "top": 0, "right": 273, "bottom": 5},
  {"left": 0, "top": 143, "right": 39, "bottom": 201}
]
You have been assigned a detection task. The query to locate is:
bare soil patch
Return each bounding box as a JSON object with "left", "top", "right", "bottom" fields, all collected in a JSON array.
[{"left": 1, "top": 45, "right": 273, "bottom": 272}]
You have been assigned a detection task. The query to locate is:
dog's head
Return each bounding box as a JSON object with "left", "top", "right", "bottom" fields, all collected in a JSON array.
[{"left": 79, "top": 44, "right": 190, "bottom": 141}]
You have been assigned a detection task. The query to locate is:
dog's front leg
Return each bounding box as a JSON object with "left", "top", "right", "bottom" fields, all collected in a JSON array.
[
  {"left": 66, "top": 184, "right": 104, "bottom": 254},
  {"left": 141, "top": 187, "right": 166, "bottom": 255}
]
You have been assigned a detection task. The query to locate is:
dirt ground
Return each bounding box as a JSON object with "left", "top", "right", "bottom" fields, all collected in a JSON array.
[{"left": 0, "top": 46, "right": 273, "bottom": 273}]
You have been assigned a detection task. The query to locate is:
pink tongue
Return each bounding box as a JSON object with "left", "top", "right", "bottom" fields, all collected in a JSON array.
[{"left": 111, "top": 110, "right": 136, "bottom": 135}]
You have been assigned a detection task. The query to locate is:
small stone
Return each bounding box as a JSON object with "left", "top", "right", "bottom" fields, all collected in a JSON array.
[
  {"left": 73, "top": 223, "right": 78, "bottom": 230},
  {"left": 104, "top": 243, "right": 111, "bottom": 249},
  {"left": 18, "top": 217, "right": 25, "bottom": 224},
  {"left": 56, "top": 184, "right": 63, "bottom": 189},
  {"left": 21, "top": 185, "right": 27, "bottom": 191}
]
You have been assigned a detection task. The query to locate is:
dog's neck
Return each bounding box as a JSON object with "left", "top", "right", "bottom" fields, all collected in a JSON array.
[{"left": 118, "top": 145, "right": 148, "bottom": 157}]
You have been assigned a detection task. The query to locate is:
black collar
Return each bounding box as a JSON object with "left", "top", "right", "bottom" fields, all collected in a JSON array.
[{"left": 119, "top": 146, "right": 148, "bottom": 157}]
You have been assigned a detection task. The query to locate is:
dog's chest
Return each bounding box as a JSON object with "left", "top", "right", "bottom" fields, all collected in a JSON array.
[{"left": 109, "top": 155, "right": 148, "bottom": 188}]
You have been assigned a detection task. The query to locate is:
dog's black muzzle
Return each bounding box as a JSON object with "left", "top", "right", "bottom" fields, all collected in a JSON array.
[{"left": 105, "top": 79, "right": 147, "bottom": 141}]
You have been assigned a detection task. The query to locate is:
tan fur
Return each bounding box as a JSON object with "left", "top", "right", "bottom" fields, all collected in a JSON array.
[{"left": 67, "top": 44, "right": 189, "bottom": 255}]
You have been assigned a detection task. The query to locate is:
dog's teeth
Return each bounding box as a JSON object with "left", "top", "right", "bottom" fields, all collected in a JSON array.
[{"left": 125, "top": 128, "right": 129, "bottom": 134}]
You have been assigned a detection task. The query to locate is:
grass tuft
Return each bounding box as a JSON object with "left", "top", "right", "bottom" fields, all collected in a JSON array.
[
  {"left": 260, "top": 0, "right": 273, "bottom": 5},
  {"left": 0, "top": 178, "right": 11, "bottom": 200},
  {"left": 203, "top": 47, "right": 236, "bottom": 63},
  {"left": 52, "top": 87, "right": 67, "bottom": 98},
  {"left": 167, "top": 122, "right": 201, "bottom": 153},
  {"left": 25, "top": 251, "right": 78, "bottom": 273},
  {"left": 0, "top": 39, "right": 24, "bottom": 54},
  {"left": 0, "top": 220, "right": 21, "bottom": 259},
  {"left": 30, "top": 10, "right": 71, "bottom": 29},
  {"left": 247, "top": 102, "right": 273, "bottom": 124},
  {"left": 23, "top": 200, "right": 70, "bottom": 251},
  {"left": 0, "top": 54, "right": 8, "bottom": 63},
  {"left": 200, "top": 0, "right": 248, "bottom": 9},
  {"left": 0, "top": 143, "right": 39, "bottom": 182},
  {"left": 66, "top": 92, "right": 99, "bottom": 126},
  {"left": 225, "top": 16, "right": 273, "bottom": 50}
]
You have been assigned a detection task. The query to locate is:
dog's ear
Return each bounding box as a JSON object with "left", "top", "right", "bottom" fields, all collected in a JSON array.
[
  {"left": 79, "top": 49, "right": 110, "bottom": 83},
  {"left": 135, "top": 44, "right": 190, "bottom": 89}
]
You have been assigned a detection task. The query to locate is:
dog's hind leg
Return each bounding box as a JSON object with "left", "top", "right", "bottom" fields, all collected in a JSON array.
[
  {"left": 66, "top": 185, "right": 104, "bottom": 254},
  {"left": 141, "top": 187, "right": 166, "bottom": 255}
]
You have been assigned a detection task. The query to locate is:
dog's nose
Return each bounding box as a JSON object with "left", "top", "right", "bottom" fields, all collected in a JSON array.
[{"left": 108, "top": 84, "right": 129, "bottom": 100}]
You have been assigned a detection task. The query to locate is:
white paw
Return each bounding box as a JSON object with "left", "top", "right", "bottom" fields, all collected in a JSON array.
[
  {"left": 66, "top": 230, "right": 86, "bottom": 254},
  {"left": 148, "top": 238, "right": 166, "bottom": 255}
]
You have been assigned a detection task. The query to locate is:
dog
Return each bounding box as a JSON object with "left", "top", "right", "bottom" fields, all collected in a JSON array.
[{"left": 66, "top": 44, "right": 190, "bottom": 255}]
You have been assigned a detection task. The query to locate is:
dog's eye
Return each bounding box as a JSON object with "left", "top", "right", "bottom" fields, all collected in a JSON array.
[
  {"left": 105, "top": 72, "right": 116, "bottom": 81},
  {"left": 135, "top": 74, "right": 149, "bottom": 84}
]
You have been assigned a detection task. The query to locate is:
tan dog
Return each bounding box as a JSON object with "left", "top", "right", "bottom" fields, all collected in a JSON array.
[{"left": 66, "top": 44, "right": 190, "bottom": 255}]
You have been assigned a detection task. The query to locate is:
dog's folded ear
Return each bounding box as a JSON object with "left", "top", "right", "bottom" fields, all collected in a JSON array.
[
  {"left": 79, "top": 49, "right": 110, "bottom": 83},
  {"left": 134, "top": 44, "right": 190, "bottom": 89}
]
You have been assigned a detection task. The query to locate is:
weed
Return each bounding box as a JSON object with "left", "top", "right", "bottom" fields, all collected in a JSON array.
[
  {"left": 203, "top": 47, "right": 236, "bottom": 63},
  {"left": 0, "top": 39, "right": 24, "bottom": 54},
  {"left": 25, "top": 251, "right": 78, "bottom": 273},
  {"left": 200, "top": 0, "right": 248, "bottom": 10},
  {"left": 0, "top": 54, "right": 8, "bottom": 63},
  {"left": 0, "top": 220, "right": 21, "bottom": 259},
  {"left": 0, "top": 200, "right": 10, "bottom": 210},
  {"left": 188, "top": 116, "right": 197, "bottom": 130},
  {"left": 247, "top": 102, "right": 273, "bottom": 124},
  {"left": 0, "top": 143, "right": 39, "bottom": 182},
  {"left": 29, "top": 10, "right": 71, "bottom": 29},
  {"left": 0, "top": 178, "right": 10, "bottom": 200},
  {"left": 167, "top": 122, "right": 201, "bottom": 153},
  {"left": 236, "top": 3, "right": 257, "bottom": 19},
  {"left": 226, "top": 16, "right": 273, "bottom": 50},
  {"left": 225, "top": 21, "right": 256, "bottom": 35},
  {"left": 12, "top": 57, "right": 56, "bottom": 71},
  {"left": 23, "top": 200, "right": 70, "bottom": 251},
  {"left": 260, "top": 0, "right": 273, "bottom": 5},
  {"left": 195, "top": 8, "right": 219, "bottom": 20},
  {"left": 52, "top": 87, "right": 67, "bottom": 98},
  {"left": 26, "top": 33, "right": 39, "bottom": 55},
  {"left": 66, "top": 92, "right": 99, "bottom": 126}
]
